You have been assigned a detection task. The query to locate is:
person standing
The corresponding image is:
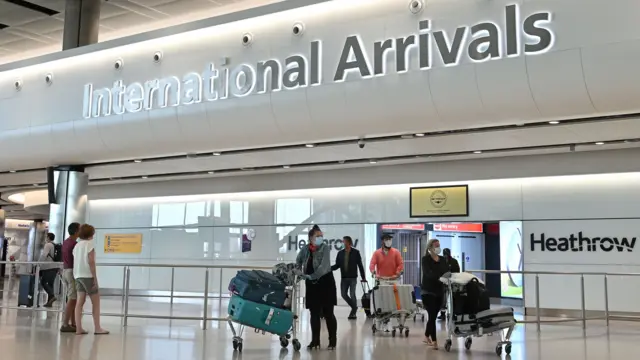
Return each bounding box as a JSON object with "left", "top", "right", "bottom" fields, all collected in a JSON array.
[
  {"left": 73, "top": 224, "right": 108, "bottom": 335},
  {"left": 369, "top": 233, "right": 404, "bottom": 279},
  {"left": 421, "top": 239, "right": 450, "bottom": 349},
  {"left": 60, "top": 222, "right": 80, "bottom": 333},
  {"left": 38, "top": 233, "right": 58, "bottom": 307},
  {"left": 296, "top": 226, "right": 337, "bottom": 350},
  {"left": 438, "top": 248, "right": 460, "bottom": 320},
  {"left": 331, "top": 236, "right": 366, "bottom": 320}
]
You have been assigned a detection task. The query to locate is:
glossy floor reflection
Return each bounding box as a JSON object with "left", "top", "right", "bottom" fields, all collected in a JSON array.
[{"left": 0, "top": 299, "right": 639, "bottom": 360}]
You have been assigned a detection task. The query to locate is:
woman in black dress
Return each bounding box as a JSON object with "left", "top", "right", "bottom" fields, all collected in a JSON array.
[
  {"left": 296, "top": 226, "right": 337, "bottom": 350},
  {"left": 421, "top": 238, "right": 450, "bottom": 349}
]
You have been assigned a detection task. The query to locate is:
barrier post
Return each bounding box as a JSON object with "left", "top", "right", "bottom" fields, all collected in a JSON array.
[
  {"left": 170, "top": 267, "right": 175, "bottom": 309},
  {"left": 580, "top": 274, "right": 586, "bottom": 330},
  {"left": 535, "top": 274, "right": 541, "bottom": 332},
  {"left": 218, "top": 268, "right": 223, "bottom": 301},
  {"left": 34, "top": 264, "right": 41, "bottom": 308},
  {"left": 604, "top": 275, "right": 609, "bottom": 327},
  {"left": 121, "top": 266, "right": 127, "bottom": 312},
  {"left": 123, "top": 266, "right": 131, "bottom": 327},
  {"left": 203, "top": 269, "right": 210, "bottom": 330}
]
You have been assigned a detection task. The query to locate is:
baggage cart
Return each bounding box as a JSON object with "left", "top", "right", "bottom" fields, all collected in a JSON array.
[{"left": 370, "top": 274, "right": 416, "bottom": 337}]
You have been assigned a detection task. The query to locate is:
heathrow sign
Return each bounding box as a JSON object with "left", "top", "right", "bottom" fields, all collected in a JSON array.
[{"left": 82, "top": 4, "right": 553, "bottom": 119}]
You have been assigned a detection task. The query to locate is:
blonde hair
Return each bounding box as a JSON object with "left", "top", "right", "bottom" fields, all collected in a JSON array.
[{"left": 426, "top": 238, "right": 440, "bottom": 254}]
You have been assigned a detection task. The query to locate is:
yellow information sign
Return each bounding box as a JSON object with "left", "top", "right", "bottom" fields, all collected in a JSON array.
[
  {"left": 104, "top": 234, "right": 143, "bottom": 254},
  {"left": 410, "top": 185, "right": 469, "bottom": 217}
]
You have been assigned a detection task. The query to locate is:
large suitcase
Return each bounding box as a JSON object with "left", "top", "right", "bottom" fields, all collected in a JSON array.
[
  {"left": 372, "top": 283, "right": 415, "bottom": 314},
  {"left": 18, "top": 274, "right": 35, "bottom": 307},
  {"left": 361, "top": 281, "right": 372, "bottom": 318},
  {"left": 228, "top": 295, "right": 293, "bottom": 336},
  {"left": 229, "top": 270, "right": 287, "bottom": 308}
]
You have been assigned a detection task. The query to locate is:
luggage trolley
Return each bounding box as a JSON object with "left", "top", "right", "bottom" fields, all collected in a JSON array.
[
  {"left": 227, "top": 271, "right": 303, "bottom": 352},
  {"left": 370, "top": 274, "right": 416, "bottom": 337},
  {"left": 440, "top": 274, "right": 516, "bottom": 356}
]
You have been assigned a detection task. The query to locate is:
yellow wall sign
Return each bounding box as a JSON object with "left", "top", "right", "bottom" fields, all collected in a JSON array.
[
  {"left": 104, "top": 234, "right": 143, "bottom": 254},
  {"left": 410, "top": 185, "right": 469, "bottom": 217}
]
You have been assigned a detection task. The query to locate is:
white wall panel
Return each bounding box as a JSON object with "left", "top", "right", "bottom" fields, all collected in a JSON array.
[{"left": 1, "top": 0, "right": 640, "bottom": 170}]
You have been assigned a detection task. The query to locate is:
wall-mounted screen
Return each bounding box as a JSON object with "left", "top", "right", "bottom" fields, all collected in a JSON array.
[
  {"left": 500, "top": 221, "right": 523, "bottom": 299},
  {"left": 410, "top": 185, "right": 469, "bottom": 217}
]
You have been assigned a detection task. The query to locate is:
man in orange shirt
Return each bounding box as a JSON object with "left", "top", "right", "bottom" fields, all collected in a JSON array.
[{"left": 369, "top": 233, "right": 404, "bottom": 279}]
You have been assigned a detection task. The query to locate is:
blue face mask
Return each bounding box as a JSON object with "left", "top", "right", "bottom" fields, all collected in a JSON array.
[{"left": 313, "top": 236, "right": 324, "bottom": 246}]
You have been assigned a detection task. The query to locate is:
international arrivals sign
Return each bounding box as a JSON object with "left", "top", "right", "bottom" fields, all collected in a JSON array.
[{"left": 82, "top": 4, "right": 554, "bottom": 118}]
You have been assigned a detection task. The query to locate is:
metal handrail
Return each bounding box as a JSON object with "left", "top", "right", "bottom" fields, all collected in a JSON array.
[{"left": 0, "top": 262, "right": 629, "bottom": 331}]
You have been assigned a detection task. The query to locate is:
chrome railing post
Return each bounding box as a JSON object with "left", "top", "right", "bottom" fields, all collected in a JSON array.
[
  {"left": 120, "top": 266, "right": 127, "bottom": 313},
  {"left": 34, "top": 264, "right": 41, "bottom": 308},
  {"left": 604, "top": 275, "right": 609, "bottom": 327},
  {"left": 535, "top": 274, "right": 541, "bottom": 332},
  {"left": 170, "top": 267, "right": 175, "bottom": 309},
  {"left": 580, "top": 274, "right": 586, "bottom": 330},
  {"left": 203, "top": 268, "right": 210, "bottom": 330},
  {"left": 218, "top": 268, "right": 223, "bottom": 301},
  {"left": 123, "top": 266, "right": 131, "bottom": 327}
]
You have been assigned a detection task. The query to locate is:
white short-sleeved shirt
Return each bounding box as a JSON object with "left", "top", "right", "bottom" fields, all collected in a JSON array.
[{"left": 73, "top": 240, "right": 95, "bottom": 279}]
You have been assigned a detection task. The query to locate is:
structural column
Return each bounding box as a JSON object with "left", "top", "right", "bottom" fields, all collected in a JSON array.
[
  {"left": 48, "top": 167, "right": 89, "bottom": 244},
  {"left": 62, "top": 0, "right": 102, "bottom": 50}
]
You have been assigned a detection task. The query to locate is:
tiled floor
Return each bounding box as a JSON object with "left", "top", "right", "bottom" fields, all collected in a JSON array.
[{"left": 1, "top": 294, "right": 639, "bottom": 360}]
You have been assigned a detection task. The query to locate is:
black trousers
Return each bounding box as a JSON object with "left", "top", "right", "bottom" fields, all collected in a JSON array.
[
  {"left": 424, "top": 293, "right": 443, "bottom": 341},
  {"left": 309, "top": 305, "right": 337, "bottom": 343},
  {"left": 40, "top": 269, "right": 57, "bottom": 300}
]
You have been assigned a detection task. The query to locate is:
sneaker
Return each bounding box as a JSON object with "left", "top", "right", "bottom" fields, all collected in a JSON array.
[
  {"left": 60, "top": 325, "right": 76, "bottom": 333},
  {"left": 348, "top": 309, "right": 357, "bottom": 320}
]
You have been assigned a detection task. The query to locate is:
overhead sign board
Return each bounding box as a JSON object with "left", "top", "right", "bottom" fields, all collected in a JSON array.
[
  {"left": 410, "top": 185, "right": 469, "bottom": 217},
  {"left": 82, "top": 4, "right": 554, "bottom": 118},
  {"left": 433, "top": 223, "right": 483, "bottom": 233},
  {"left": 381, "top": 224, "right": 425, "bottom": 231}
]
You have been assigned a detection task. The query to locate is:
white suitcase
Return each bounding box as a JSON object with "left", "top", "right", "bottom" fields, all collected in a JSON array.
[{"left": 372, "top": 283, "right": 415, "bottom": 314}]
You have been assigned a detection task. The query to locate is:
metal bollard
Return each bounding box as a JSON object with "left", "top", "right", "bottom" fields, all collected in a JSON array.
[
  {"left": 123, "top": 267, "right": 131, "bottom": 327},
  {"left": 34, "top": 265, "right": 41, "bottom": 307},
  {"left": 121, "top": 267, "right": 127, "bottom": 312},
  {"left": 218, "top": 268, "right": 223, "bottom": 301},
  {"left": 203, "top": 269, "right": 210, "bottom": 330},
  {"left": 535, "top": 274, "right": 541, "bottom": 332},
  {"left": 604, "top": 275, "right": 609, "bottom": 327},
  {"left": 580, "top": 275, "right": 586, "bottom": 330}
]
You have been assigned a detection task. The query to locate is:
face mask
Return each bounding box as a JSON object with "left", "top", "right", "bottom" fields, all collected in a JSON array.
[
  {"left": 383, "top": 240, "right": 392, "bottom": 248},
  {"left": 313, "top": 236, "right": 324, "bottom": 246},
  {"left": 433, "top": 247, "right": 442, "bottom": 255}
]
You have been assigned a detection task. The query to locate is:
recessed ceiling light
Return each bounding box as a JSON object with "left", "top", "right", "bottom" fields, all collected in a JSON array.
[
  {"left": 473, "top": 151, "right": 482, "bottom": 154},
  {"left": 208, "top": 171, "right": 214, "bottom": 174},
  {"left": 305, "top": 144, "right": 315, "bottom": 148},
  {"left": 141, "top": 176, "right": 148, "bottom": 179},
  {"left": 134, "top": 159, "right": 142, "bottom": 163},
  {"left": 415, "top": 133, "right": 425, "bottom": 137},
  {"left": 595, "top": 142, "right": 605, "bottom": 145},
  {"left": 283, "top": 165, "right": 290, "bottom": 169},
  {"left": 401, "top": 134, "right": 414, "bottom": 139},
  {"left": 338, "top": 160, "right": 345, "bottom": 164},
  {"left": 549, "top": 121, "right": 560, "bottom": 125},
  {"left": 369, "top": 159, "right": 377, "bottom": 164},
  {"left": 9, "top": 170, "right": 16, "bottom": 173},
  {"left": 241, "top": 167, "right": 254, "bottom": 171},
  {"left": 213, "top": 152, "right": 221, "bottom": 156}
]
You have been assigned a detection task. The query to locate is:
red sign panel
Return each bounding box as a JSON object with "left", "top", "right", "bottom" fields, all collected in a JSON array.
[
  {"left": 381, "top": 224, "right": 425, "bottom": 231},
  {"left": 432, "top": 223, "right": 483, "bottom": 233}
]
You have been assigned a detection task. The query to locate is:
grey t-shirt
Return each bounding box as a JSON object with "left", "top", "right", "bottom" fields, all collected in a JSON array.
[{"left": 39, "top": 242, "right": 57, "bottom": 270}]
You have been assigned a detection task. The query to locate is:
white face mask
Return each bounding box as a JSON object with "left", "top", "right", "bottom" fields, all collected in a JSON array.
[
  {"left": 432, "top": 247, "right": 442, "bottom": 255},
  {"left": 383, "top": 240, "right": 392, "bottom": 248}
]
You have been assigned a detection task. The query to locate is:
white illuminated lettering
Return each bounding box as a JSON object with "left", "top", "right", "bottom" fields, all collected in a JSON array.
[{"left": 81, "top": 6, "right": 554, "bottom": 118}]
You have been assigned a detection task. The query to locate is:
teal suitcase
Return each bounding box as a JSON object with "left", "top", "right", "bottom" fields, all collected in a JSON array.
[{"left": 228, "top": 295, "right": 293, "bottom": 336}]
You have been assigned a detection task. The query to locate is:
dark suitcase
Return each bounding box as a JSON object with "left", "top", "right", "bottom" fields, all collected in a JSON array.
[
  {"left": 361, "top": 281, "right": 373, "bottom": 318},
  {"left": 18, "top": 275, "right": 35, "bottom": 307},
  {"left": 229, "top": 270, "right": 287, "bottom": 308}
]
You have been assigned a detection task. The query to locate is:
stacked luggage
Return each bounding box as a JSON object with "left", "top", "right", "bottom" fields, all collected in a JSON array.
[
  {"left": 370, "top": 276, "right": 417, "bottom": 338},
  {"left": 440, "top": 272, "right": 516, "bottom": 356},
  {"left": 227, "top": 266, "right": 301, "bottom": 352}
]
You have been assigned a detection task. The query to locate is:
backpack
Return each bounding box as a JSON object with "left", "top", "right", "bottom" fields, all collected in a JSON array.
[
  {"left": 49, "top": 243, "right": 63, "bottom": 262},
  {"left": 464, "top": 278, "right": 490, "bottom": 314}
]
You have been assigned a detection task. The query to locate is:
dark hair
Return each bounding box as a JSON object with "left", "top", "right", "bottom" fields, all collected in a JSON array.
[
  {"left": 308, "top": 228, "right": 318, "bottom": 239},
  {"left": 68, "top": 222, "right": 81, "bottom": 236},
  {"left": 443, "top": 248, "right": 451, "bottom": 257},
  {"left": 343, "top": 236, "right": 353, "bottom": 245},
  {"left": 47, "top": 233, "right": 55, "bottom": 241},
  {"left": 78, "top": 224, "right": 96, "bottom": 240}
]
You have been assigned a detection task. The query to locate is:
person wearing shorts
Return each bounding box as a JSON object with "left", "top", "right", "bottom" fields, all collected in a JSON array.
[
  {"left": 60, "top": 222, "right": 80, "bottom": 333},
  {"left": 73, "top": 224, "right": 108, "bottom": 335}
]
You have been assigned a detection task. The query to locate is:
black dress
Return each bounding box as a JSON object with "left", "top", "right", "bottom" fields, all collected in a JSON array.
[{"left": 304, "top": 252, "right": 337, "bottom": 310}]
